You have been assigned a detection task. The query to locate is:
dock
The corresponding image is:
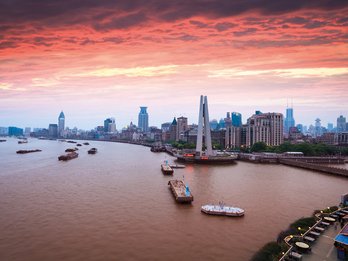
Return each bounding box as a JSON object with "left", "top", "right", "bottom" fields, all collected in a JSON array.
[
  {"left": 169, "top": 164, "right": 185, "bottom": 169},
  {"left": 168, "top": 180, "right": 193, "bottom": 203}
]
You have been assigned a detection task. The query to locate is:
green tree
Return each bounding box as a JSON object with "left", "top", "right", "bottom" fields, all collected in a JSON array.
[{"left": 250, "top": 142, "right": 268, "bottom": 152}]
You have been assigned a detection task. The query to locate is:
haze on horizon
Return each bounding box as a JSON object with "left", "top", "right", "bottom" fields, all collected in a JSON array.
[{"left": 0, "top": 0, "right": 347, "bottom": 129}]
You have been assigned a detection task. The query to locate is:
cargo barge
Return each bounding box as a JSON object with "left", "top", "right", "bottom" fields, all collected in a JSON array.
[
  {"left": 168, "top": 180, "right": 193, "bottom": 203},
  {"left": 58, "top": 152, "right": 78, "bottom": 161}
]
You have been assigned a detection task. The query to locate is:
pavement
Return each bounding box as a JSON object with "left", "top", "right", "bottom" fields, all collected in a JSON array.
[{"left": 302, "top": 223, "right": 341, "bottom": 261}]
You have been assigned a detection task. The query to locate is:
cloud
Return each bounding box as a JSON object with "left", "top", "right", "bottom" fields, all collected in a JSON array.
[
  {"left": 208, "top": 67, "right": 348, "bottom": 79},
  {"left": 214, "top": 22, "right": 237, "bottom": 32},
  {"left": 233, "top": 28, "right": 258, "bottom": 36},
  {"left": 75, "top": 65, "right": 178, "bottom": 78},
  {"left": 93, "top": 12, "right": 148, "bottom": 31},
  {"left": 1, "top": 1, "right": 347, "bottom": 29}
]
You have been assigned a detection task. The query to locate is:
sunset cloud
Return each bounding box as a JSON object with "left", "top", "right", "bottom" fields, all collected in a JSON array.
[{"left": 0, "top": 0, "right": 347, "bottom": 128}]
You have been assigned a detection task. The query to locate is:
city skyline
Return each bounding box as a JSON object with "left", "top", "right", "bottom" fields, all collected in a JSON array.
[{"left": 1, "top": 1, "right": 347, "bottom": 129}]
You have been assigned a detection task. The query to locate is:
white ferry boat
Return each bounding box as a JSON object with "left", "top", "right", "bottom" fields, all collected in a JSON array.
[{"left": 201, "top": 202, "right": 245, "bottom": 217}]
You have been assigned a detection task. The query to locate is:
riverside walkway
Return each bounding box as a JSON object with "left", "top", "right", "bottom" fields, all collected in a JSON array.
[{"left": 279, "top": 159, "right": 348, "bottom": 178}]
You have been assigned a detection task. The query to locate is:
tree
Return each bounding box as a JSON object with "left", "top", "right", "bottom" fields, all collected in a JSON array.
[{"left": 250, "top": 142, "right": 267, "bottom": 152}]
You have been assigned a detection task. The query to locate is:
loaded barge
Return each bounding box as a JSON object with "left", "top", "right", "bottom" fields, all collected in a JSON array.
[
  {"left": 58, "top": 152, "right": 78, "bottom": 161},
  {"left": 161, "top": 162, "right": 173, "bottom": 175},
  {"left": 168, "top": 180, "right": 193, "bottom": 203}
]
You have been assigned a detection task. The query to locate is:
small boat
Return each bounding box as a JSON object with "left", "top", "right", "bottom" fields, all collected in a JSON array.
[
  {"left": 88, "top": 148, "right": 97, "bottom": 154},
  {"left": 83, "top": 142, "right": 90, "bottom": 145},
  {"left": 67, "top": 140, "right": 77, "bottom": 144},
  {"left": 18, "top": 139, "right": 28, "bottom": 144},
  {"left": 201, "top": 202, "right": 245, "bottom": 217},
  {"left": 58, "top": 152, "right": 78, "bottom": 161},
  {"left": 161, "top": 161, "right": 173, "bottom": 175},
  {"left": 0, "top": 139, "right": 6, "bottom": 142},
  {"left": 76, "top": 144, "right": 82, "bottom": 146},
  {"left": 65, "top": 148, "right": 78, "bottom": 152}
]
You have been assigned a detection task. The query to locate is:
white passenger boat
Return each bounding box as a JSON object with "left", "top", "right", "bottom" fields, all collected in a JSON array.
[{"left": 201, "top": 202, "right": 245, "bottom": 217}]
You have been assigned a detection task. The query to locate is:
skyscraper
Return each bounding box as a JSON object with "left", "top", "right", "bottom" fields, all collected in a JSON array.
[
  {"left": 231, "top": 112, "right": 242, "bottom": 127},
  {"left": 284, "top": 107, "right": 295, "bottom": 135},
  {"left": 177, "top": 116, "right": 188, "bottom": 141},
  {"left": 337, "top": 115, "right": 346, "bottom": 132},
  {"left": 58, "top": 111, "right": 65, "bottom": 138},
  {"left": 246, "top": 111, "right": 283, "bottom": 147},
  {"left": 48, "top": 124, "right": 58, "bottom": 138},
  {"left": 104, "top": 118, "right": 116, "bottom": 133},
  {"left": 138, "top": 107, "right": 149, "bottom": 132}
]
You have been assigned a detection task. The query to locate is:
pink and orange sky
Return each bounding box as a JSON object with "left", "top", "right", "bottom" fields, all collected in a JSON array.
[{"left": 1, "top": 1, "right": 347, "bottom": 129}]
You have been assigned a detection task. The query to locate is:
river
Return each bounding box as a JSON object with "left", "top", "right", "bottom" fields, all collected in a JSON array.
[{"left": 1, "top": 138, "right": 347, "bottom": 260}]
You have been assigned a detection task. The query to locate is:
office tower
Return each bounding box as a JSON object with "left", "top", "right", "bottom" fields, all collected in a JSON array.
[
  {"left": 104, "top": 118, "right": 116, "bottom": 133},
  {"left": 104, "top": 118, "right": 112, "bottom": 132},
  {"left": 170, "top": 117, "right": 177, "bottom": 141},
  {"left": 296, "top": 124, "right": 303, "bottom": 133},
  {"left": 196, "top": 95, "right": 213, "bottom": 156},
  {"left": 8, "top": 127, "right": 23, "bottom": 136},
  {"left": 284, "top": 107, "right": 295, "bottom": 134},
  {"left": 24, "top": 127, "right": 31, "bottom": 137},
  {"left": 48, "top": 124, "right": 58, "bottom": 138},
  {"left": 327, "top": 123, "right": 334, "bottom": 132},
  {"left": 138, "top": 107, "right": 149, "bottom": 132},
  {"left": 337, "top": 115, "right": 346, "bottom": 132},
  {"left": 177, "top": 116, "right": 188, "bottom": 141},
  {"left": 58, "top": 111, "right": 65, "bottom": 138},
  {"left": 246, "top": 111, "right": 283, "bottom": 147},
  {"left": 210, "top": 119, "right": 218, "bottom": 130},
  {"left": 232, "top": 112, "right": 242, "bottom": 127},
  {"left": 0, "top": 127, "right": 8, "bottom": 136},
  {"left": 314, "top": 118, "right": 322, "bottom": 137}
]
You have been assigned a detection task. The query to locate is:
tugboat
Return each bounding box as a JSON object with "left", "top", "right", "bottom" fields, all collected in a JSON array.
[
  {"left": 58, "top": 151, "right": 78, "bottom": 161},
  {"left": 161, "top": 161, "right": 173, "bottom": 175},
  {"left": 201, "top": 202, "right": 245, "bottom": 217},
  {"left": 88, "top": 148, "right": 97, "bottom": 154}
]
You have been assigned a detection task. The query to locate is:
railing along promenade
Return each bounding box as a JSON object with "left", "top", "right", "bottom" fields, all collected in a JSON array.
[
  {"left": 279, "top": 207, "right": 348, "bottom": 261},
  {"left": 279, "top": 159, "right": 348, "bottom": 177}
]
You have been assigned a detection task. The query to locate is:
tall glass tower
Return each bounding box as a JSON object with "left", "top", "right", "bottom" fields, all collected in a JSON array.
[
  {"left": 284, "top": 107, "right": 295, "bottom": 134},
  {"left": 58, "top": 111, "right": 65, "bottom": 138},
  {"left": 231, "top": 112, "right": 242, "bottom": 127},
  {"left": 138, "top": 107, "right": 149, "bottom": 132}
]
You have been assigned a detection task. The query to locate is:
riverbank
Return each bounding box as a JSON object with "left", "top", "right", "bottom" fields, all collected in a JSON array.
[{"left": 252, "top": 205, "right": 348, "bottom": 261}]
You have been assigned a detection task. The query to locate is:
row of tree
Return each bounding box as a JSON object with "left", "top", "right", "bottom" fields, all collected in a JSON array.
[
  {"left": 249, "top": 141, "right": 348, "bottom": 156},
  {"left": 171, "top": 140, "right": 348, "bottom": 156}
]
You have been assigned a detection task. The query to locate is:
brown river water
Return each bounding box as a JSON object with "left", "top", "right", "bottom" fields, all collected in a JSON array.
[{"left": 1, "top": 138, "right": 348, "bottom": 261}]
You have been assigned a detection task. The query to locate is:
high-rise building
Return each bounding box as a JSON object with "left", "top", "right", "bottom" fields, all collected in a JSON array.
[
  {"left": 296, "top": 124, "right": 303, "bottom": 133},
  {"left": 169, "top": 117, "right": 177, "bottom": 141},
  {"left": 8, "top": 127, "right": 23, "bottom": 136},
  {"left": 314, "top": 118, "right": 322, "bottom": 137},
  {"left": 327, "top": 123, "right": 334, "bottom": 132},
  {"left": 0, "top": 127, "right": 8, "bottom": 136},
  {"left": 232, "top": 112, "right": 242, "bottom": 127},
  {"left": 24, "top": 127, "right": 31, "bottom": 137},
  {"left": 337, "top": 115, "right": 346, "bottom": 132},
  {"left": 58, "top": 111, "right": 65, "bottom": 138},
  {"left": 48, "top": 124, "right": 58, "bottom": 138},
  {"left": 138, "top": 106, "right": 149, "bottom": 132},
  {"left": 246, "top": 111, "right": 283, "bottom": 147},
  {"left": 177, "top": 116, "right": 188, "bottom": 141},
  {"left": 284, "top": 107, "right": 295, "bottom": 135},
  {"left": 104, "top": 118, "right": 116, "bottom": 133}
]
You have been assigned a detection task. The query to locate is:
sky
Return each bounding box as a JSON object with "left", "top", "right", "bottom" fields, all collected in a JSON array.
[{"left": 0, "top": 0, "right": 347, "bottom": 130}]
